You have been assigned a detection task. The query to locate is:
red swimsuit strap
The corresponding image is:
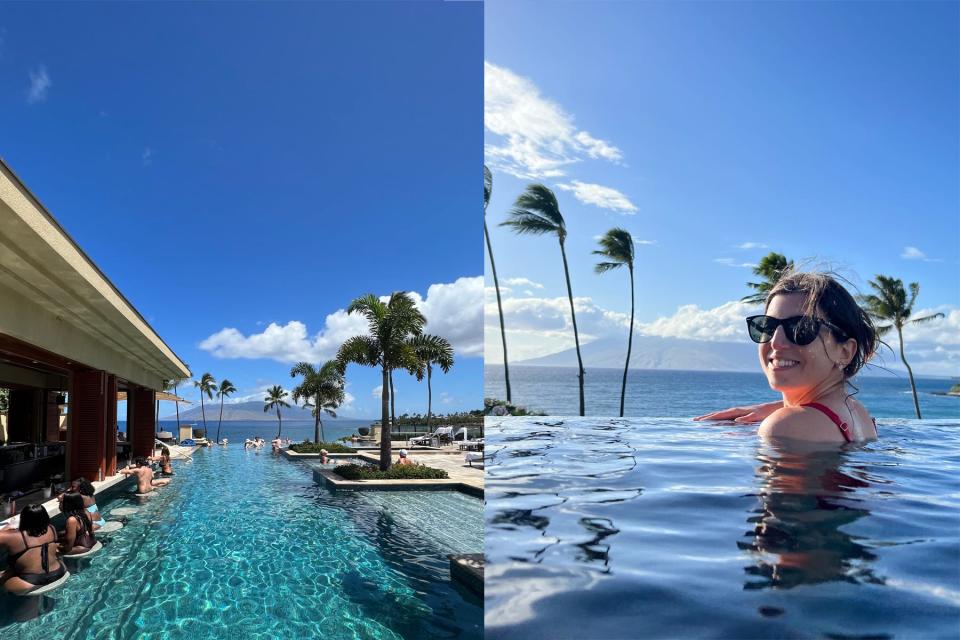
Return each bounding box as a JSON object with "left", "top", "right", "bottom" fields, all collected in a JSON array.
[{"left": 801, "top": 402, "right": 853, "bottom": 442}]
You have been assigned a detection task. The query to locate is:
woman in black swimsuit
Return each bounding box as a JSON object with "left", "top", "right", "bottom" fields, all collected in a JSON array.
[
  {"left": 59, "top": 492, "right": 96, "bottom": 555},
  {"left": 0, "top": 505, "right": 66, "bottom": 594}
]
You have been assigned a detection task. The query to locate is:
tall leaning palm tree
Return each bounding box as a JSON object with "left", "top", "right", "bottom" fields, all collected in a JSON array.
[
  {"left": 594, "top": 228, "right": 636, "bottom": 417},
  {"left": 337, "top": 292, "right": 425, "bottom": 470},
  {"left": 263, "top": 385, "right": 290, "bottom": 439},
  {"left": 411, "top": 334, "right": 454, "bottom": 433},
  {"left": 291, "top": 360, "right": 345, "bottom": 444},
  {"left": 742, "top": 252, "right": 794, "bottom": 305},
  {"left": 484, "top": 165, "right": 511, "bottom": 401},
  {"left": 860, "top": 275, "right": 944, "bottom": 419},
  {"left": 215, "top": 379, "right": 236, "bottom": 444},
  {"left": 157, "top": 379, "right": 176, "bottom": 434},
  {"left": 193, "top": 373, "right": 217, "bottom": 439},
  {"left": 502, "top": 184, "right": 585, "bottom": 415}
]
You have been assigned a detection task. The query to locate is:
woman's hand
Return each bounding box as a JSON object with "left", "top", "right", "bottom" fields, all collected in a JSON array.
[{"left": 693, "top": 400, "right": 783, "bottom": 423}]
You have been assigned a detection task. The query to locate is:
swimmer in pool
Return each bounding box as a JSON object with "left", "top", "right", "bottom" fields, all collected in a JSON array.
[
  {"left": 0, "top": 505, "right": 66, "bottom": 594},
  {"left": 148, "top": 447, "right": 175, "bottom": 476},
  {"left": 72, "top": 478, "right": 106, "bottom": 531},
  {"left": 120, "top": 457, "right": 171, "bottom": 494},
  {"left": 696, "top": 270, "right": 879, "bottom": 443}
]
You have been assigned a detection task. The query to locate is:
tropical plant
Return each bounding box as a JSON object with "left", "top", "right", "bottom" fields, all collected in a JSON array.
[
  {"left": 215, "top": 379, "right": 236, "bottom": 444},
  {"left": 742, "top": 252, "right": 794, "bottom": 305},
  {"left": 502, "top": 183, "right": 585, "bottom": 415},
  {"left": 484, "top": 165, "right": 511, "bottom": 401},
  {"left": 193, "top": 373, "right": 217, "bottom": 438},
  {"left": 410, "top": 333, "right": 455, "bottom": 432},
  {"left": 290, "top": 360, "right": 345, "bottom": 444},
  {"left": 594, "top": 228, "right": 636, "bottom": 417},
  {"left": 336, "top": 292, "right": 426, "bottom": 470},
  {"left": 859, "top": 275, "right": 944, "bottom": 419},
  {"left": 263, "top": 385, "right": 290, "bottom": 439}
]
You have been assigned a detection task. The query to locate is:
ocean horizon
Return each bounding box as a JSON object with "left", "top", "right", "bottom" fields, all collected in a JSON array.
[{"left": 484, "top": 365, "right": 959, "bottom": 419}]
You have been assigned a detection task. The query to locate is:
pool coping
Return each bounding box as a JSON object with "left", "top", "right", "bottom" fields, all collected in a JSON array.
[
  {"left": 311, "top": 468, "right": 483, "bottom": 498},
  {"left": 1, "top": 472, "right": 135, "bottom": 527},
  {"left": 449, "top": 553, "right": 484, "bottom": 596}
]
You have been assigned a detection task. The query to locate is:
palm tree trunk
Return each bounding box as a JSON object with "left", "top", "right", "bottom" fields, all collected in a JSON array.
[
  {"left": 216, "top": 396, "right": 224, "bottom": 443},
  {"left": 389, "top": 371, "right": 396, "bottom": 426},
  {"left": 485, "top": 219, "right": 511, "bottom": 401},
  {"left": 426, "top": 364, "right": 433, "bottom": 433},
  {"left": 379, "top": 367, "right": 391, "bottom": 470},
  {"left": 200, "top": 397, "right": 207, "bottom": 439},
  {"left": 559, "top": 238, "right": 586, "bottom": 416},
  {"left": 620, "top": 266, "right": 635, "bottom": 418},
  {"left": 314, "top": 392, "right": 321, "bottom": 444},
  {"left": 276, "top": 406, "right": 282, "bottom": 439},
  {"left": 898, "top": 326, "right": 922, "bottom": 419},
  {"left": 174, "top": 383, "right": 180, "bottom": 431},
  {"left": 155, "top": 398, "right": 160, "bottom": 434}
]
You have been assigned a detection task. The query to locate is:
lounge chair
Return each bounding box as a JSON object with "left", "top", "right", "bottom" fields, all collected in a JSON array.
[
  {"left": 464, "top": 451, "right": 484, "bottom": 467},
  {"left": 410, "top": 426, "right": 450, "bottom": 447}
]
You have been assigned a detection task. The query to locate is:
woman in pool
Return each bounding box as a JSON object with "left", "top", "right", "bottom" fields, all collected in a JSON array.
[
  {"left": 697, "top": 271, "right": 879, "bottom": 442},
  {"left": 0, "top": 504, "right": 66, "bottom": 594},
  {"left": 59, "top": 492, "right": 97, "bottom": 555},
  {"left": 73, "top": 477, "right": 106, "bottom": 531},
  {"left": 149, "top": 447, "right": 174, "bottom": 476}
]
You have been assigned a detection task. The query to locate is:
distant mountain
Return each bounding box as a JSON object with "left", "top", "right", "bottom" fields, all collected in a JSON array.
[
  {"left": 160, "top": 401, "right": 363, "bottom": 422},
  {"left": 514, "top": 335, "right": 759, "bottom": 372}
]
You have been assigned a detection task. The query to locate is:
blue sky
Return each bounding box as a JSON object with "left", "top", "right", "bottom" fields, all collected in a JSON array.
[
  {"left": 484, "top": 0, "right": 959, "bottom": 376},
  {"left": 1, "top": 1, "right": 483, "bottom": 419}
]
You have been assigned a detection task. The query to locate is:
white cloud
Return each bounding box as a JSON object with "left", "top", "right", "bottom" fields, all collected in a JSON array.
[
  {"left": 142, "top": 147, "right": 154, "bottom": 166},
  {"left": 372, "top": 385, "right": 383, "bottom": 399},
  {"left": 199, "top": 276, "right": 483, "bottom": 363},
  {"left": 900, "top": 246, "right": 941, "bottom": 262},
  {"left": 714, "top": 258, "right": 756, "bottom": 268},
  {"left": 735, "top": 242, "right": 768, "bottom": 250},
  {"left": 637, "top": 300, "right": 761, "bottom": 342},
  {"left": 635, "top": 239, "right": 656, "bottom": 245},
  {"left": 484, "top": 62, "right": 622, "bottom": 179},
  {"left": 503, "top": 277, "right": 543, "bottom": 289},
  {"left": 555, "top": 181, "right": 637, "bottom": 213},
  {"left": 26, "top": 66, "right": 50, "bottom": 103}
]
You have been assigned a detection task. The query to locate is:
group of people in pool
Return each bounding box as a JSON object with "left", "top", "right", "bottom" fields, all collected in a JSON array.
[
  {"left": 0, "top": 451, "right": 177, "bottom": 595},
  {"left": 697, "top": 269, "right": 880, "bottom": 443}
]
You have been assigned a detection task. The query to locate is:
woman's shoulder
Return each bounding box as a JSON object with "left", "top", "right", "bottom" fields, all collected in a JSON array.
[{"left": 759, "top": 405, "right": 846, "bottom": 442}]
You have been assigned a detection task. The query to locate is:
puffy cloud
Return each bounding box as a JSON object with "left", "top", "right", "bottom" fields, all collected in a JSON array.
[
  {"left": 199, "top": 276, "right": 483, "bottom": 363},
  {"left": 636, "top": 301, "right": 761, "bottom": 342},
  {"left": 714, "top": 258, "right": 756, "bottom": 268},
  {"left": 27, "top": 66, "right": 50, "bottom": 103},
  {"left": 484, "top": 62, "right": 622, "bottom": 179},
  {"left": 371, "top": 385, "right": 383, "bottom": 399},
  {"left": 555, "top": 181, "right": 637, "bottom": 213},
  {"left": 735, "top": 242, "right": 768, "bottom": 250},
  {"left": 502, "top": 277, "right": 543, "bottom": 289},
  {"left": 900, "top": 246, "right": 941, "bottom": 262}
]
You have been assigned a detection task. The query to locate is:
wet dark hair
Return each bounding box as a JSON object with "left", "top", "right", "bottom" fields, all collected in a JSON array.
[
  {"left": 161, "top": 447, "right": 170, "bottom": 457},
  {"left": 61, "top": 491, "right": 92, "bottom": 531},
  {"left": 19, "top": 504, "right": 50, "bottom": 538},
  {"left": 133, "top": 456, "right": 148, "bottom": 467},
  {"left": 74, "top": 477, "right": 95, "bottom": 497},
  {"left": 766, "top": 270, "right": 878, "bottom": 378}
]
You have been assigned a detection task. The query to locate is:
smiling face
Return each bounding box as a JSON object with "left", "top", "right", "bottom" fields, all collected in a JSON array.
[{"left": 759, "top": 293, "right": 855, "bottom": 396}]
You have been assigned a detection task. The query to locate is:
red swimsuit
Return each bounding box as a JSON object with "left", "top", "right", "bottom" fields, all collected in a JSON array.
[{"left": 802, "top": 402, "right": 877, "bottom": 442}]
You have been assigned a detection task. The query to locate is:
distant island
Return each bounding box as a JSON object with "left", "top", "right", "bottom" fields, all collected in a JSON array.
[
  {"left": 933, "top": 383, "right": 960, "bottom": 397},
  {"left": 161, "top": 401, "right": 368, "bottom": 422}
]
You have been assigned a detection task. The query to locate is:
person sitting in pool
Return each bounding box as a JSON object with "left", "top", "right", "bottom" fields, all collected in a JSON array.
[
  {"left": 72, "top": 478, "right": 106, "bottom": 531},
  {"left": 397, "top": 449, "right": 414, "bottom": 465},
  {"left": 148, "top": 447, "right": 175, "bottom": 476},
  {"left": 696, "top": 270, "right": 878, "bottom": 443},
  {"left": 59, "top": 492, "right": 97, "bottom": 556},
  {"left": 120, "top": 457, "right": 171, "bottom": 494},
  {"left": 0, "top": 504, "right": 66, "bottom": 594},
  {"left": 271, "top": 437, "right": 282, "bottom": 452}
]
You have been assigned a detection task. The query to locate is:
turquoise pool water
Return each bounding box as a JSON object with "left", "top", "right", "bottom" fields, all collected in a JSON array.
[
  {"left": 485, "top": 417, "right": 960, "bottom": 639},
  {"left": 1, "top": 446, "right": 482, "bottom": 639}
]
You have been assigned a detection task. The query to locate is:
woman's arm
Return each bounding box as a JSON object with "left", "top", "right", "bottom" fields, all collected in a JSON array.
[
  {"left": 693, "top": 400, "right": 783, "bottom": 423},
  {"left": 60, "top": 517, "right": 77, "bottom": 553}
]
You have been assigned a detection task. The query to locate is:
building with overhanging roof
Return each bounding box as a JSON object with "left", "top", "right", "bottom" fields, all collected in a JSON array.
[{"left": 0, "top": 158, "right": 190, "bottom": 490}]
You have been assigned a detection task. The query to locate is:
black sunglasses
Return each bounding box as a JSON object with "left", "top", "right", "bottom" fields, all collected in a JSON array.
[{"left": 746, "top": 315, "right": 847, "bottom": 346}]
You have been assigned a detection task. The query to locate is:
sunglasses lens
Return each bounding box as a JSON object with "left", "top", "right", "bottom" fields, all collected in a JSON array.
[
  {"left": 790, "top": 318, "right": 820, "bottom": 345},
  {"left": 747, "top": 316, "right": 776, "bottom": 343}
]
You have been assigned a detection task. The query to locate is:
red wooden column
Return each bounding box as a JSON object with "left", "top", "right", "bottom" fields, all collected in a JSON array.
[
  {"left": 104, "top": 375, "right": 118, "bottom": 476},
  {"left": 69, "top": 370, "right": 107, "bottom": 482},
  {"left": 130, "top": 386, "right": 155, "bottom": 459}
]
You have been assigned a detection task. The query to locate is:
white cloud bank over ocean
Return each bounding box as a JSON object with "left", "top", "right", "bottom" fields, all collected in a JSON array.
[{"left": 201, "top": 275, "right": 483, "bottom": 364}]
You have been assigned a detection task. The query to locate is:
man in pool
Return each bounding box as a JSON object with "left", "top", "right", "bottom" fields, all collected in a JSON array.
[{"left": 120, "top": 457, "right": 171, "bottom": 494}]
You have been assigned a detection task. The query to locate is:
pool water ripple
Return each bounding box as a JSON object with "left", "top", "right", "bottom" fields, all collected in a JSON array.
[
  {"left": 485, "top": 417, "right": 960, "bottom": 639},
  {"left": 1, "top": 446, "right": 481, "bottom": 639}
]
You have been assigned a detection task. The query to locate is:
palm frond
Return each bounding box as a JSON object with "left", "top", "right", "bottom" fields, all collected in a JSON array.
[
  {"left": 502, "top": 184, "right": 565, "bottom": 239},
  {"left": 483, "top": 165, "right": 492, "bottom": 213}
]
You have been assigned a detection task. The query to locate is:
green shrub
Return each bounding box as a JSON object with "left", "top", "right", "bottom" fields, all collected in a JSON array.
[
  {"left": 333, "top": 463, "right": 449, "bottom": 481},
  {"left": 288, "top": 442, "right": 357, "bottom": 454}
]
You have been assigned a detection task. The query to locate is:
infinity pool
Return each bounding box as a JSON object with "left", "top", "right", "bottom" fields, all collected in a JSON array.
[
  {"left": 484, "top": 417, "right": 960, "bottom": 639},
  {"left": 1, "top": 446, "right": 482, "bottom": 639}
]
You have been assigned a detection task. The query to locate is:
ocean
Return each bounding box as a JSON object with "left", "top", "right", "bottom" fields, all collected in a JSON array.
[
  {"left": 485, "top": 365, "right": 959, "bottom": 419},
  {"left": 119, "top": 419, "right": 375, "bottom": 443}
]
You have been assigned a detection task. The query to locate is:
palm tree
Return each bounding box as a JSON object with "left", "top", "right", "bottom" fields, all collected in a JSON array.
[
  {"left": 290, "top": 360, "right": 345, "bottom": 444},
  {"left": 742, "top": 252, "right": 794, "bottom": 305},
  {"left": 263, "top": 385, "right": 290, "bottom": 439},
  {"left": 336, "top": 292, "right": 426, "bottom": 470},
  {"left": 860, "top": 275, "right": 944, "bottom": 419},
  {"left": 193, "top": 373, "right": 217, "bottom": 439},
  {"left": 411, "top": 334, "right": 454, "bottom": 433},
  {"left": 485, "top": 165, "right": 511, "bottom": 401},
  {"left": 594, "top": 228, "right": 636, "bottom": 417},
  {"left": 215, "top": 379, "right": 236, "bottom": 444},
  {"left": 502, "top": 184, "right": 585, "bottom": 415},
  {"left": 157, "top": 379, "right": 176, "bottom": 434},
  {"left": 172, "top": 379, "right": 182, "bottom": 432}
]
